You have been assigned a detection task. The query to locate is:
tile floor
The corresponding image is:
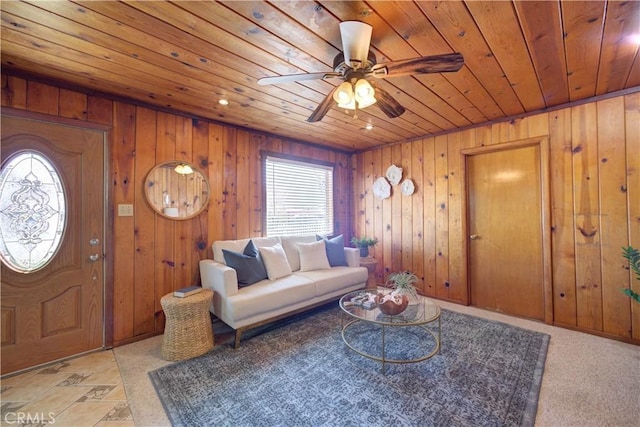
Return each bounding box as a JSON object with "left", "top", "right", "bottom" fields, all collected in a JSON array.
[{"left": 0, "top": 351, "right": 133, "bottom": 427}]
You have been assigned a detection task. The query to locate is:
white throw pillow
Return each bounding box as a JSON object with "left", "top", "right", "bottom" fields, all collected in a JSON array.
[
  {"left": 259, "top": 243, "right": 292, "bottom": 280},
  {"left": 298, "top": 240, "right": 331, "bottom": 272},
  {"left": 280, "top": 235, "right": 316, "bottom": 271}
]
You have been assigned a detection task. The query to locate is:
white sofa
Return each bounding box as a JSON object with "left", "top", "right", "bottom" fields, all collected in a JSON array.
[{"left": 199, "top": 235, "right": 368, "bottom": 347}]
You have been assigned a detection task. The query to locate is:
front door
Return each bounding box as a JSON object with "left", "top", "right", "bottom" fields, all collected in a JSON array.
[
  {"left": 467, "top": 143, "right": 545, "bottom": 320},
  {"left": 1, "top": 115, "right": 105, "bottom": 375}
]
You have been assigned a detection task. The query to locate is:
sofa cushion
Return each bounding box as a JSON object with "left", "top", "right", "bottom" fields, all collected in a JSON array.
[
  {"left": 226, "top": 274, "right": 315, "bottom": 322},
  {"left": 298, "top": 240, "right": 331, "bottom": 271},
  {"left": 259, "top": 243, "right": 292, "bottom": 280},
  {"left": 250, "top": 236, "right": 282, "bottom": 249},
  {"left": 296, "top": 266, "right": 368, "bottom": 297},
  {"left": 222, "top": 240, "right": 267, "bottom": 287},
  {"left": 317, "top": 234, "right": 348, "bottom": 267},
  {"left": 213, "top": 240, "right": 244, "bottom": 264},
  {"left": 280, "top": 235, "right": 316, "bottom": 271},
  {"left": 213, "top": 237, "right": 281, "bottom": 264}
]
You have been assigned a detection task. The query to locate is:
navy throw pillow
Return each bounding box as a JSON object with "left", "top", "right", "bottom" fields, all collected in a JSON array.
[
  {"left": 243, "top": 239, "right": 260, "bottom": 257},
  {"left": 222, "top": 240, "right": 268, "bottom": 287},
  {"left": 316, "top": 234, "right": 348, "bottom": 267}
]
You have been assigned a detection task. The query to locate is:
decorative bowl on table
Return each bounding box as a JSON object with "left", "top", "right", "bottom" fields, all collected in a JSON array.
[{"left": 375, "top": 292, "right": 409, "bottom": 315}]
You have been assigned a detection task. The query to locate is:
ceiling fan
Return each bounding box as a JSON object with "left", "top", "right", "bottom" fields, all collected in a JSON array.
[{"left": 257, "top": 21, "right": 464, "bottom": 123}]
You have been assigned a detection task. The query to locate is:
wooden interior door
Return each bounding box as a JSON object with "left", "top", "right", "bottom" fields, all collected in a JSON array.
[
  {"left": 1, "top": 115, "right": 105, "bottom": 375},
  {"left": 467, "top": 144, "right": 544, "bottom": 320}
]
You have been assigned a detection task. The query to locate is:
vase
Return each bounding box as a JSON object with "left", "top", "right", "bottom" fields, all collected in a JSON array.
[{"left": 359, "top": 246, "right": 369, "bottom": 257}]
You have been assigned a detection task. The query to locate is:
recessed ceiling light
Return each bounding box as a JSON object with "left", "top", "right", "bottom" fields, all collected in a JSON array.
[
  {"left": 218, "top": 99, "right": 229, "bottom": 106},
  {"left": 629, "top": 33, "right": 640, "bottom": 45},
  {"left": 364, "top": 123, "right": 374, "bottom": 130}
]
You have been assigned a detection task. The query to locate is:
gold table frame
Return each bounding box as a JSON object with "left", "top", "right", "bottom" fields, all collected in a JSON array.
[{"left": 339, "top": 289, "right": 441, "bottom": 373}]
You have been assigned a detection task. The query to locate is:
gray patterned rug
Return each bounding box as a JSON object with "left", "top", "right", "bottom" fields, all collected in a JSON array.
[{"left": 149, "top": 305, "right": 549, "bottom": 427}]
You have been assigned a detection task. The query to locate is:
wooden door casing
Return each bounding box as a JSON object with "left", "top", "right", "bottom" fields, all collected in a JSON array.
[
  {"left": 465, "top": 138, "right": 552, "bottom": 322},
  {"left": 1, "top": 115, "right": 105, "bottom": 375}
]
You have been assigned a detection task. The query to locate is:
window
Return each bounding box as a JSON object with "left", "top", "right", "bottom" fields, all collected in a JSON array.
[
  {"left": 264, "top": 154, "right": 334, "bottom": 237},
  {"left": 0, "top": 150, "right": 67, "bottom": 273}
]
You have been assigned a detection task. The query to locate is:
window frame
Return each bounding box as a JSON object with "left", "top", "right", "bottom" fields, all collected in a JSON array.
[
  {"left": 261, "top": 151, "right": 336, "bottom": 237},
  {"left": 0, "top": 149, "right": 68, "bottom": 274}
]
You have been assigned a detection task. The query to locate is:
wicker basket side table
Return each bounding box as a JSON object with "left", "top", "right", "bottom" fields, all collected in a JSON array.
[
  {"left": 359, "top": 256, "right": 378, "bottom": 289},
  {"left": 160, "top": 289, "right": 214, "bottom": 361}
]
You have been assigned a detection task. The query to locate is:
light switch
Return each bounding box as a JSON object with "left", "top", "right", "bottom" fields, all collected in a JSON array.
[{"left": 118, "top": 204, "right": 134, "bottom": 217}]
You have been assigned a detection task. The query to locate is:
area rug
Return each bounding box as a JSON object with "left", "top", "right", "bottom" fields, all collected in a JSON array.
[{"left": 149, "top": 305, "right": 549, "bottom": 427}]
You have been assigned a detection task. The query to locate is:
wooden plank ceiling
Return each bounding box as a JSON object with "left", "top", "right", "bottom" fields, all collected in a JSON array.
[{"left": 1, "top": 1, "right": 639, "bottom": 152}]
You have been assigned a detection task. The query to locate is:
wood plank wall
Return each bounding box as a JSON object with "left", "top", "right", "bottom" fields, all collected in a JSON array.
[
  {"left": 1, "top": 74, "right": 353, "bottom": 346},
  {"left": 2, "top": 73, "right": 639, "bottom": 343},
  {"left": 353, "top": 92, "right": 640, "bottom": 342}
]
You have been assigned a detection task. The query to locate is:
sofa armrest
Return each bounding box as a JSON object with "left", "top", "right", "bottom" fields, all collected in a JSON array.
[
  {"left": 344, "top": 247, "right": 360, "bottom": 267},
  {"left": 199, "top": 259, "right": 239, "bottom": 298}
]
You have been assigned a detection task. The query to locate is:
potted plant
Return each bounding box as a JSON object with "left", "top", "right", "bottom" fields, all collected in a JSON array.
[
  {"left": 385, "top": 271, "right": 420, "bottom": 303},
  {"left": 350, "top": 236, "right": 378, "bottom": 257},
  {"left": 375, "top": 271, "right": 420, "bottom": 315},
  {"left": 622, "top": 246, "right": 640, "bottom": 303}
]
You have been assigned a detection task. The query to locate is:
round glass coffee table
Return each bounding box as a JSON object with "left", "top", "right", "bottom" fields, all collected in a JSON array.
[{"left": 339, "top": 288, "right": 441, "bottom": 373}]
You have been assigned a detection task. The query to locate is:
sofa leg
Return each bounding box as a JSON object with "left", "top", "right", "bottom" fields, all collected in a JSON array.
[{"left": 234, "top": 329, "right": 242, "bottom": 349}]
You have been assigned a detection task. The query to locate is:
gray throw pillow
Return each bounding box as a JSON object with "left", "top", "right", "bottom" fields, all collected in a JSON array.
[
  {"left": 222, "top": 240, "right": 268, "bottom": 287},
  {"left": 316, "top": 234, "right": 348, "bottom": 267}
]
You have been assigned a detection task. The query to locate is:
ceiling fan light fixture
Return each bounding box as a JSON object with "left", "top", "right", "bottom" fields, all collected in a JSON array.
[
  {"left": 333, "top": 81, "right": 354, "bottom": 106},
  {"left": 338, "top": 99, "right": 357, "bottom": 110},
  {"left": 357, "top": 91, "right": 376, "bottom": 109},
  {"left": 357, "top": 97, "right": 377, "bottom": 109},
  {"left": 333, "top": 78, "right": 376, "bottom": 111},
  {"left": 354, "top": 79, "right": 375, "bottom": 103}
]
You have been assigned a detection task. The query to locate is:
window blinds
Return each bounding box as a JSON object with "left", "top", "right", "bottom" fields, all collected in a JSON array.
[{"left": 264, "top": 155, "right": 334, "bottom": 236}]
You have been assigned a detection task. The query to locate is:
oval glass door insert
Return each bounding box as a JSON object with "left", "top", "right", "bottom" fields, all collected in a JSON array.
[{"left": 0, "top": 150, "right": 67, "bottom": 273}]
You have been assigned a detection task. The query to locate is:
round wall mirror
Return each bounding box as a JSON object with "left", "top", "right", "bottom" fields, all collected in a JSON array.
[{"left": 144, "top": 160, "right": 209, "bottom": 220}]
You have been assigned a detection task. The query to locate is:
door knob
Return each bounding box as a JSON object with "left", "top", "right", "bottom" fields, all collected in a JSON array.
[
  {"left": 89, "top": 254, "right": 100, "bottom": 262},
  {"left": 470, "top": 234, "right": 478, "bottom": 240}
]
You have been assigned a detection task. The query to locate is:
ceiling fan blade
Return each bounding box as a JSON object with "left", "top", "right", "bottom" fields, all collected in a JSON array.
[
  {"left": 371, "top": 53, "right": 464, "bottom": 78},
  {"left": 257, "top": 72, "right": 340, "bottom": 86},
  {"left": 369, "top": 81, "right": 406, "bottom": 118},
  {"left": 307, "top": 87, "right": 338, "bottom": 123},
  {"left": 339, "top": 21, "right": 372, "bottom": 70}
]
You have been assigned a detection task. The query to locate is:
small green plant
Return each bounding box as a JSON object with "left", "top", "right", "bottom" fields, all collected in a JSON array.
[
  {"left": 351, "top": 236, "right": 378, "bottom": 257},
  {"left": 350, "top": 236, "right": 378, "bottom": 248},
  {"left": 385, "top": 271, "right": 419, "bottom": 301},
  {"left": 622, "top": 246, "right": 640, "bottom": 303}
]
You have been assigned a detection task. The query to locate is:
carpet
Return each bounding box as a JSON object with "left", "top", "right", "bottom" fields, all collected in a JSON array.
[{"left": 149, "top": 305, "right": 549, "bottom": 427}]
